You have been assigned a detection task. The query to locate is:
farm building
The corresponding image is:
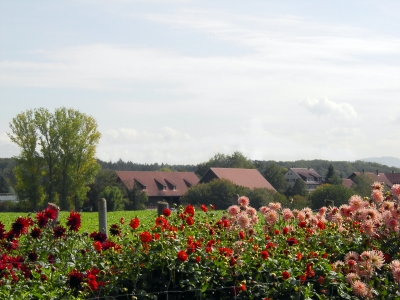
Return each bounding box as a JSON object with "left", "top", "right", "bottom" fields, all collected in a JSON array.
[
  {"left": 115, "top": 171, "right": 199, "bottom": 207},
  {"left": 199, "top": 168, "right": 276, "bottom": 191}
]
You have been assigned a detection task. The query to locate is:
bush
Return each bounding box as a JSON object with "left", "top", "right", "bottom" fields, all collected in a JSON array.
[{"left": 310, "top": 183, "right": 354, "bottom": 209}]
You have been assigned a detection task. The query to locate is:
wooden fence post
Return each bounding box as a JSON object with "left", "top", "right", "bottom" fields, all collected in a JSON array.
[
  {"left": 98, "top": 198, "right": 108, "bottom": 236},
  {"left": 157, "top": 201, "right": 169, "bottom": 216}
]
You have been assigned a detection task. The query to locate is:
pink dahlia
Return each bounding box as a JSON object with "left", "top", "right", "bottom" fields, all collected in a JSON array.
[
  {"left": 238, "top": 196, "right": 250, "bottom": 207},
  {"left": 237, "top": 212, "right": 250, "bottom": 229},
  {"left": 227, "top": 205, "right": 241, "bottom": 216},
  {"left": 351, "top": 280, "right": 368, "bottom": 297},
  {"left": 268, "top": 202, "right": 282, "bottom": 210},
  {"left": 371, "top": 189, "right": 384, "bottom": 203},
  {"left": 391, "top": 184, "right": 400, "bottom": 198}
]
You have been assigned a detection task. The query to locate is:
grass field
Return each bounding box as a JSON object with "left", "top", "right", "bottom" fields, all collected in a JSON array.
[
  {"left": 0, "top": 210, "right": 160, "bottom": 232},
  {"left": 0, "top": 209, "right": 224, "bottom": 232}
]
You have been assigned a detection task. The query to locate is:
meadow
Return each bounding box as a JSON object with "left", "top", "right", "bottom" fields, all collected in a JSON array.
[{"left": 0, "top": 210, "right": 159, "bottom": 233}]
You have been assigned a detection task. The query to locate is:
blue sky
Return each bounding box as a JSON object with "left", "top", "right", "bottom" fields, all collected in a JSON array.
[{"left": 1, "top": 1, "right": 400, "bottom": 164}]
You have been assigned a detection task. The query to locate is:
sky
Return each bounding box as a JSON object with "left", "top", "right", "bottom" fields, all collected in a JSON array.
[{"left": 1, "top": 0, "right": 400, "bottom": 165}]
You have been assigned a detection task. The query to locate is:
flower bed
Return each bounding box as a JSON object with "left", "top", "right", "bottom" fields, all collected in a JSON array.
[{"left": 1, "top": 183, "right": 400, "bottom": 299}]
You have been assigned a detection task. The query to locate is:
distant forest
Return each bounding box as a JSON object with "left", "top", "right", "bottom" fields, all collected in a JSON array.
[
  {"left": 253, "top": 159, "right": 400, "bottom": 179},
  {"left": 97, "top": 159, "right": 197, "bottom": 173},
  {"left": 97, "top": 158, "right": 400, "bottom": 178}
]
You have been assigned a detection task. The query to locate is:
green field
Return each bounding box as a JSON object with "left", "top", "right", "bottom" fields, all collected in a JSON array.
[
  {"left": 0, "top": 209, "right": 225, "bottom": 233},
  {"left": 0, "top": 210, "right": 159, "bottom": 232}
]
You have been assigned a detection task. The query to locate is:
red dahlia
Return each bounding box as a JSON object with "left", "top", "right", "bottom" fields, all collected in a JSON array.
[
  {"left": 31, "top": 227, "right": 42, "bottom": 239},
  {"left": 36, "top": 212, "right": 49, "bottom": 228},
  {"left": 67, "top": 211, "right": 81, "bottom": 232},
  {"left": 110, "top": 224, "right": 121, "bottom": 236},
  {"left": 163, "top": 208, "right": 171, "bottom": 217},
  {"left": 287, "top": 237, "right": 298, "bottom": 246},
  {"left": 90, "top": 231, "right": 107, "bottom": 243},
  {"left": 53, "top": 226, "right": 66, "bottom": 239},
  {"left": 184, "top": 205, "right": 195, "bottom": 217},
  {"left": 186, "top": 216, "right": 194, "bottom": 226},
  {"left": 282, "top": 271, "right": 290, "bottom": 280},
  {"left": 129, "top": 217, "right": 140, "bottom": 229},
  {"left": 140, "top": 231, "right": 152, "bottom": 243},
  {"left": 68, "top": 269, "right": 84, "bottom": 290},
  {"left": 28, "top": 251, "right": 38, "bottom": 262},
  {"left": 260, "top": 250, "right": 269, "bottom": 260},
  {"left": 177, "top": 250, "right": 188, "bottom": 262},
  {"left": 11, "top": 217, "right": 31, "bottom": 237}
]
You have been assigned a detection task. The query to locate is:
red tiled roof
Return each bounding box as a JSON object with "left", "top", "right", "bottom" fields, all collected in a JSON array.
[
  {"left": 200, "top": 168, "right": 276, "bottom": 191},
  {"left": 342, "top": 178, "right": 355, "bottom": 189},
  {"left": 385, "top": 173, "right": 400, "bottom": 185},
  {"left": 115, "top": 171, "right": 199, "bottom": 197},
  {"left": 351, "top": 172, "right": 393, "bottom": 188}
]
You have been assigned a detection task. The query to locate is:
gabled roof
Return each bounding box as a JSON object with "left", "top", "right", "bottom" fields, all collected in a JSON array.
[
  {"left": 342, "top": 178, "right": 355, "bottom": 189},
  {"left": 289, "top": 168, "right": 321, "bottom": 179},
  {"left": 384, "top": 173, "right": 400, "bottom": 185},
  {"left": 349, "top": 171, "right": 398, "bottom": 188},
  {"left": 115, "top": 171, "right": 199, "bottom": 197},
  {"left": 200, "top": 168, "right": 276, "bottom": 191}
]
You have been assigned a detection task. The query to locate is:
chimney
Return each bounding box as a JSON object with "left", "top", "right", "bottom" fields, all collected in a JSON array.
[
  {"left": 392, "top": 170, "right": 395, "bottom": 174},
  {"left": 307, "top": 167, "right": 310, "bottom": 170},
  {"left": 362, "top": 169, "right": 364, "bottom": 174},
  {"left": 376, "top": 169, "right": 379, "bottom": 175}
]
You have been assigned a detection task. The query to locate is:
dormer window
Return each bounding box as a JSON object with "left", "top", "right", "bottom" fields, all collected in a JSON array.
[{"left": 163, "top": 185, "right": 167, "bottom": 191}]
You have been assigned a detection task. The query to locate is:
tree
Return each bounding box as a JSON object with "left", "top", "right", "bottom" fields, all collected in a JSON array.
[
  {"left": 99, "top": 186, "right": 124, "bottom": 211},
  {"left": 125, "top": 183, "right": 148, "bottom": 210},
  {"left": 351, "top": 174, "right": 374, "bottom": 197},
  {"left": 290, "top": 195, "right": 312, "bottom": 210},
  {"left": 181, "top": 179, "right": 247, "bottom": 210},
  {"left": 8, "top": 110, "right": 45, "bottom": 210},
  {"left": 325, "top": 164, "right": 342, "bottom": 185},
  {"left": 263, "top": 163, "right": 289, "bottom": 194},
  {"left": 196, "top": 152, "right": 254, "bottom": 177},
  {"left": 310, "top": 184, "right": 354, "bottom": 209},
  {"left": 287, "top": 179, "right": 308, "bottom": 197},
  {"left": 86, "top": 169, "right": 121, "bottom": 210},
  {"left": 0, "top": 174, "right": 9, "bottom": 193},
  {"left": 246, "top": 188, "right": 277, "bottom": 209},
  {"left": 8, "top": 107, "right": 101, "bottom": 210}
]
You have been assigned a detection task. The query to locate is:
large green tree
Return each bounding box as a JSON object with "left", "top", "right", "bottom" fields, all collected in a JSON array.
[
  {"left": 8, "top": 107, "right": 101, "bottom": 210},
  {"left": 263, "top": 163, "right": 289, "bottom": 194},
  {"left": 196, "top": 151, "right": 255, "bottom": 177}
]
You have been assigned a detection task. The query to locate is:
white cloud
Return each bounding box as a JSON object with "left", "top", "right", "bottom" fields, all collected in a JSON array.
[
  {"left": 301, "top": 98, "right": 358, "bottom": 120},
  {"left": 101, "top": 126, "right": 192, "bottom": 145}
]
